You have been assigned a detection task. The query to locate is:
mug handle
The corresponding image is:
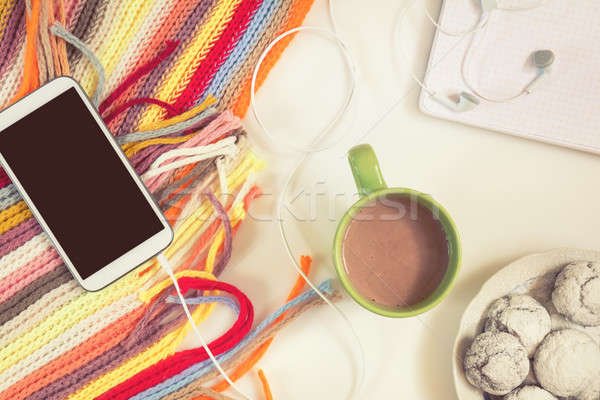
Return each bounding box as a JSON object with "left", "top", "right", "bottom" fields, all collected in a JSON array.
[{"left": 348, "top": 144, "right": 387, "bottom": 197}]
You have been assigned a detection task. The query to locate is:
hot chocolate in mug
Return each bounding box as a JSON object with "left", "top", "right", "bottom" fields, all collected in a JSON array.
[{"left": 333, "top": 144, "right": 461, "bottom": 318}]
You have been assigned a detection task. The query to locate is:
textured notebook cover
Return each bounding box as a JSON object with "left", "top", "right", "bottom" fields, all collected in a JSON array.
[{"left": 420, "top": 0, "right": 600, "bottom": 154}]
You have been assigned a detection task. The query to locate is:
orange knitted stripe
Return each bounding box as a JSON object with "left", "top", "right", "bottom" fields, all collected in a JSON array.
[
  {"left": 232, "top": 0, "right": 316, "bottom": 117},
  {"left": 55, "top": 0, "right": 69, "bottom": 75},
  {"left": 257, "top": 370, "right": 273, "bottom": 400},
  {"left": 10, "top": 0, "right": 41, "bottom": 104},
  {"left": 46, "top": 0, "right": 61, "bottom": 75}
]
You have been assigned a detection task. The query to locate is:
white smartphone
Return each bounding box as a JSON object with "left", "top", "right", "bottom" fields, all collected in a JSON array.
[{"left": 0, "top": 77, "right": 173, "bottom": 291}]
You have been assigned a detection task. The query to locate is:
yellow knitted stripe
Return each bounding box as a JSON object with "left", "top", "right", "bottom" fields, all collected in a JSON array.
[
  {"left": 0, "top": 0, "right": 16, "bottom": 39},
  {"left": 166, "top": 0, "right": 242, "bottom": 102},
  {"left": 0, "top": 201, "right": 28, "bottom": 223},
  {"left": 0, "top": 271, "right": 151, "bottom": 373},
  {"left": 99, "top": 0, "right": 158, "bottom": 83},
  {"left": 68, "top": 271, "right": 217, "bottom": 400},
  {"left": 0, "top": 202, "right": 32, "bottom": 235},
  {"left": 0, "top": 2, "right": 6, "bottom": 27},
  {"left": 137, "top": 0, "right": 241, "bottom": 127},
  {"left": 123, "top": 133, "right": 196, "bottom": 158}
]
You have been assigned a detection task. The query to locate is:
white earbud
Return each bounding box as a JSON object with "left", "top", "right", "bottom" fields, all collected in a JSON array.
[
  {"left": 525, "top": 49, "right": 555, "bottom": 94},
  {"left": 432, "top": 92, "right": 480, "bottom": 112}
]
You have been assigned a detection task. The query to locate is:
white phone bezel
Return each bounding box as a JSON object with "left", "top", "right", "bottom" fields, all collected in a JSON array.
[{"left": 0, "top": 77, "right": 173, "bottom": 291}]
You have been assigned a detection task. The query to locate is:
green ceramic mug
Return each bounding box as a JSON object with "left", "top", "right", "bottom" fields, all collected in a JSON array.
[{"left": 333, "top": 144, "right": 461, "bottom": 318}]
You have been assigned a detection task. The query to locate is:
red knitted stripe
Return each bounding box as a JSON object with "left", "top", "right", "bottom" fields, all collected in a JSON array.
[
  {"left": 99, "top": 41, "right": 180, "bottom": 116},
  {"left": 172, "top": 0, "right": 262, "bottom": 111},
  {"left": 102, "top": 97, "right": 180, "bottom": 126},
  {"left": 0, "top": 169, "right": 11, "bottom": 189},
  {"left": 95, "top": 277, "right": 254, "bottom": 400}
]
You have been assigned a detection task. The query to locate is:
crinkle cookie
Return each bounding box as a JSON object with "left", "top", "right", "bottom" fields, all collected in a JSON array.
[
  {"left": 504, "top": 385, "right": 557, "bottom": 400},
  {"left": 534, "top": 329, "right": 600, "bottom": 398},
  {"left": 485, "top": 294, "right": 551, "bottom": 356},
  {"left": 578, "top": 376, "right": 600, "bottom": 400},
  {"left": 464, "top": 331, "right": 529, "bottom": 395},
  {"left": 552, "top": 261, "right": 600, "bottom": 326}
]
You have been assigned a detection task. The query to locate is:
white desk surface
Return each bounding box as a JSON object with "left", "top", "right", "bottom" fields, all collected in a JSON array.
[{"left": 182, "top": 1, "right": 600, "bottom": 398}]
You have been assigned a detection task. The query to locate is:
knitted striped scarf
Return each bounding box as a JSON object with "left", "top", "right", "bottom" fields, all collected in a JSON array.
[{"left": 0, "top": 1, "right": 332, "bottom": 399}]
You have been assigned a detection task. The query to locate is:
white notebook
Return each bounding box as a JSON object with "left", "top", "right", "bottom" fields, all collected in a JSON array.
[{"left": 420, "top": 0, "right": 600, "bottom": 154}]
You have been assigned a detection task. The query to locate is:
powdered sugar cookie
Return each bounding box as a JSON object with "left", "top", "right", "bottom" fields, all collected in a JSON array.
[
  {"left": 504, "top": 385, "right": 557, "bottom": 400},
  {"left": 533, "top": 329, "right": 600, "bottom": 397},
  {"left": 578, "top": 375, "right": 600, "bottom": 400},
  {"left": 485, "top": 294, "right": 551, "bottom": 357},
  {"left": 464, "top": 331, "right": 529, "bottom": 395},
  {"left": 552, "top": 262, "right": 600, "bottom": 327}
]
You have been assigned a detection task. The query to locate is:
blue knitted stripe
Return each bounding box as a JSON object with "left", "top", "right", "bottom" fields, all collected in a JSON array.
[{"left": 199, "top": 0, "right": 281, "bottom": 103}]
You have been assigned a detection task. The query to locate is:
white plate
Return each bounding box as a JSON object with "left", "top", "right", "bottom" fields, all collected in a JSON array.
[{"left": 452, "top": 248, "right": 600, "bottom": 400}]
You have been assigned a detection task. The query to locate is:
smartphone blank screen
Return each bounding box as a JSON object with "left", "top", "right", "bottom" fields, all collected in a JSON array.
[{"left": 0, "top": 88, "right": 164, "bottom": 279}]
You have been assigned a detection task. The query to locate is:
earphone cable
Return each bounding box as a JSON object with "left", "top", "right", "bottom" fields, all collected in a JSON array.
[
  {"left": 459, "top": 13, "right": 528, "bottom": 103},
  {"left": 395, "top": 0, "right": 438, "bottom": 96},
  {"left": 395, "top": 0, "right": 489, "bottom": 97},
  {"left": 397, "top": 0, "right": 550, "bottom": 103},
  {"left": 250, "top": 3, "right": 366, "bottom": 399},
  {"left": 157, "top": 253, "right": 253, "bottom": 400},
  {"left": 423, "top": 0, "right": 551, "bottom": 37},
  {"left": 422, "top": 0, "right": 489, "bottom": 37}
]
